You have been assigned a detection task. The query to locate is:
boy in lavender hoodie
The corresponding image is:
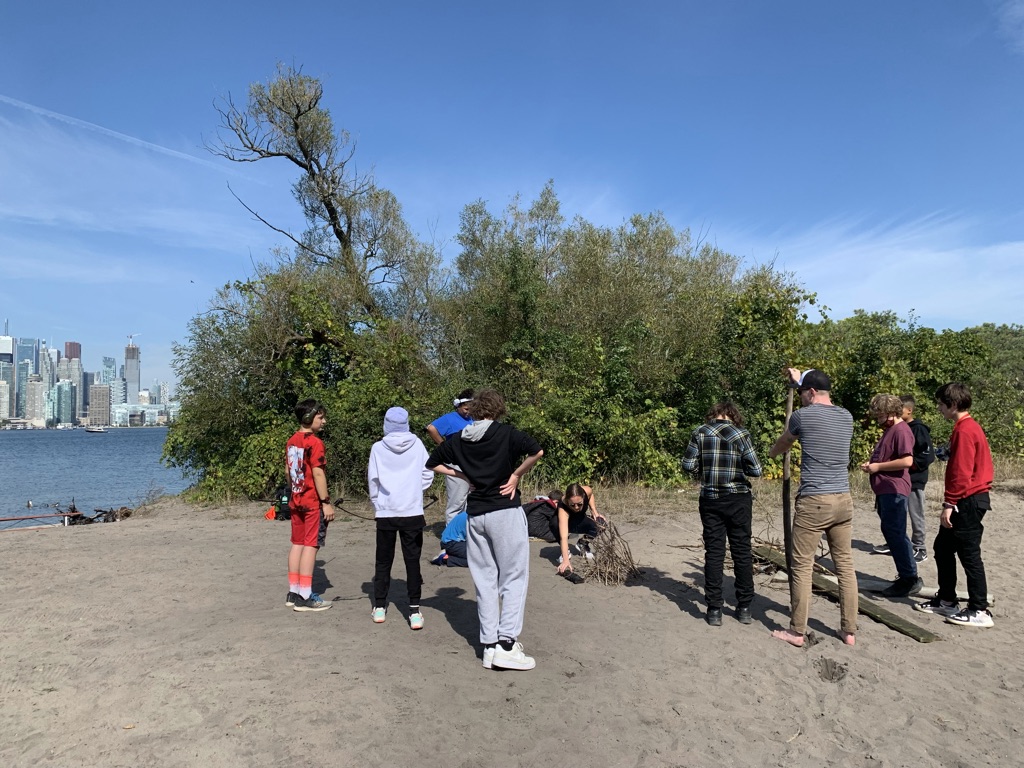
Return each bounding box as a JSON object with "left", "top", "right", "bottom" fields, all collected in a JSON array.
[{"left": 368, "top": 407, "right": 434, "bottom": 629}]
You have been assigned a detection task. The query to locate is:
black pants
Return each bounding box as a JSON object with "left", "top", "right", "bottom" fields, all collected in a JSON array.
[
  {"left": 549, "top": 511, "right": 600, "bottom": 541},
  {"left": 935, "top": 492, "right": 989, "bottom": 611},
  {"left": 441, "top": 539, "right": 468, "bottom": 567},
  {"left": 373, "top": 516, "right": 425, "bottom": 608},
  {"left": 699, "top": 493, "right": 754, "bottom": 610}
]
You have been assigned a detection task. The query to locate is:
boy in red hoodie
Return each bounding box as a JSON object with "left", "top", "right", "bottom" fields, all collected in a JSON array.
[{"left": 914, "top": 383, "right": 994, "bottom": 628}]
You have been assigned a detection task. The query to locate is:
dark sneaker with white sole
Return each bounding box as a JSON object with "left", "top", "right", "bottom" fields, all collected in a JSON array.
[
  {"left": 913, "top": 598, "right": 959, "bottom": 617},
  {"left": 913, "top": 549, "right": 928, "bottom": 563},
  {"left": 872, "top": 543, "right": 891, "bottom": 555},
  {"left": 879, "top": 576, "right": 923, "bottom": 598},
  {"left": 293, "top": 594, "right": 331, "bottom": 612},
  {"left": 285, "top": 591, "right": 300, "bottom": 607}
]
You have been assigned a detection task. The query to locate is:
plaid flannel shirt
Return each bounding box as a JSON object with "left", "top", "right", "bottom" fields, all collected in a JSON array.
[{"left": 681, "top": 419, "right": 763, "bottom": 498}]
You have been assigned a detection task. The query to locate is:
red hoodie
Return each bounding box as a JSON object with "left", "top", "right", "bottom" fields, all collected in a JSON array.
[{"left": 944, "top": 415, "right": 993, "bottom": 504}]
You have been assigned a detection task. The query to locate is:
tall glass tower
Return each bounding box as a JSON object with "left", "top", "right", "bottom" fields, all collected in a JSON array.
[{"left": 125, "top": 343, "right": 141, "bottom": 405}]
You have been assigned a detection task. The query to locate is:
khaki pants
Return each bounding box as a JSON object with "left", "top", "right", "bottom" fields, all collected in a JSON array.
[{"left": 789, "top": 493, "right": 858, "bottom": 635}]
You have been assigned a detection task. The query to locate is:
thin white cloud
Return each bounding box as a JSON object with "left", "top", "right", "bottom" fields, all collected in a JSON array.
[
  {"left": 0, "top": 93, "right": 226, "bottom": 171},
  {"left": 994, "top": 0, "right": 1024, "bottom": 53},
  {"left": 720, "top": 214, "right": 1024, "bottom": 330},
  {"left": 0, "top": 101, "right": 299, "bottom": 255}
]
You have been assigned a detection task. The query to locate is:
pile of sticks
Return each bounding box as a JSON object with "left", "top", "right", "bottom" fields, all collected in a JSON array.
[
  {"left": 67, "top": 507, "right": 134, "bottom": 525},
  {"left": 581, "top": 519, "right": 641, "bottom": 585}
]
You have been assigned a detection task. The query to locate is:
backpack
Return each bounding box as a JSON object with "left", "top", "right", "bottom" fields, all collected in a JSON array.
[{"left": 274, "top": 485, "right": 292, "bottom": 520}]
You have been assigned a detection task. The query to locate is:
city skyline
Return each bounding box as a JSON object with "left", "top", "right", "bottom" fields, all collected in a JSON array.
[
  {"left": 0, "top": 327, "right": 174, "bottom": 426},
  {"left": 1, "top": 3, "right": 1023, "bottom": 384}
]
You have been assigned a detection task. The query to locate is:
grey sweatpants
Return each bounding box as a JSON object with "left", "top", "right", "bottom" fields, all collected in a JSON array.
[
  {"left": 466, "top": 506, "right": 530, "bottom": 644},
  {"left": 908, "top": 487, "right": 926, "bottom": 549},
  {"left": 444, "top": 468, "right": 470, "bottom": 523}
]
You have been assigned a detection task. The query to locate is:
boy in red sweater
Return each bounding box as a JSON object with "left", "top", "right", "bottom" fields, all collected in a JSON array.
[{"left": 914, "top": 383, "right": 994, "bottom": 628}]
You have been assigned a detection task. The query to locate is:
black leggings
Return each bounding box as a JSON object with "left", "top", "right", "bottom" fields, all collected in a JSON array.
[{"left": 373, "top": 516, "right": 424, "bottom": 607}]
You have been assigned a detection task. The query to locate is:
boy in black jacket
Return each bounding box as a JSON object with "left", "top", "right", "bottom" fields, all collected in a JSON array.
[
  {"left": 426, "top": 389, "right": 543, "bottom": 671},
  {"left": 901, "top": 395, "right": 934, "bottom": 562}
]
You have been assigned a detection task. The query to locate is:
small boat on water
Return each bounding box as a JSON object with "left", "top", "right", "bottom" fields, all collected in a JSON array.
[{"left": 85, "top": 426, "right": 108, "bottom": 433}]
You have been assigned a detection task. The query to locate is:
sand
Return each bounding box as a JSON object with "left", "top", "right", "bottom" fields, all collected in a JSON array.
[{"left": 1, "top": 485, "right": 1022, "bottom": 768}]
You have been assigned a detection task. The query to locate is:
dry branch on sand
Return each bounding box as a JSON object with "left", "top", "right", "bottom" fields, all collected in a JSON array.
[
  {"left": 67, "top": 507, "right": 134, "bottom": 525},
  {"left": 581, "top": 519, "right": 642, "bottom": 585}
]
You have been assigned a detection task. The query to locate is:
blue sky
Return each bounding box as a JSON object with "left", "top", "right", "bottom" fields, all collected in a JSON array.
[{"left": 2, "top": 2, "right": 1023, "bottom": 388}]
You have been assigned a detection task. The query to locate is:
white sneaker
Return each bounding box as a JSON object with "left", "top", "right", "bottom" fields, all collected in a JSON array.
[
  {"left": 482, "top": 646, "right": 495, "bottom": 669},
  {"left": 944, "top": 608, "right": 994, "bottom": 628},
  {"left": 491, "top": 642, "right": 536, "bottom": 670}
]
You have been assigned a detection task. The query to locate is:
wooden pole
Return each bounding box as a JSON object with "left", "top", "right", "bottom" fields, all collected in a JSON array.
[{"left": 782, "top": 387, "right": 795, "bottom": 575}]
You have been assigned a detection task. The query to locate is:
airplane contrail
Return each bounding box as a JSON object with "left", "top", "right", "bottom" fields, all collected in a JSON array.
[{"left": 0, "top": 93, "right": 229, "bottom": 172}]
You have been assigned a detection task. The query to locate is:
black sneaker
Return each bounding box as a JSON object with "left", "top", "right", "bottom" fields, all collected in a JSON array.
[
  {"left": 285, "top": 591, "right": 300, "bottom": 607},
  {"left": 706, "top": 608, "right": 723, "bottom": 627},
  {"left": 736, "top": 606, "right": 753, "bottom": 625},
  {"left": 913, "top": 549, "right": 928, "bottom": 563},
  {"left": 293, "top": 594, "right": 332, "bottom": 612},
  {"left": 879, "top": 576, "right": 923, "bottom": 598},
  {"left": 872, "top": 543, "right": 891, "bottom": 555},
  {"left": 913, "top": 597, "right": 959, "bottom": 617}
]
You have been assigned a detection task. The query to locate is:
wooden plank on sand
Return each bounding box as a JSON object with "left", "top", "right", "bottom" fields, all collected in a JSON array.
[{"left": 753, "top": 545, "right": 943, "bottom": 644}]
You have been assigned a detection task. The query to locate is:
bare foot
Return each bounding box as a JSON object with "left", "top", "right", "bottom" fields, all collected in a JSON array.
[
  {"left": 772, "top": 629, "right": 805, "bottom": 647},
  {"left": 840, "top": 631, "right": 856, "bottom": 646}
]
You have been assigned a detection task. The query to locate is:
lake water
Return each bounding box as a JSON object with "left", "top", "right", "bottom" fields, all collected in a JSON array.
[{"left": 0, "top": 428, "right": 191, "bottom": 530}]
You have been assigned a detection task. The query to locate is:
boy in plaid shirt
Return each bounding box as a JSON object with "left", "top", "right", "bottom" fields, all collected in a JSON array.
[{"left": 681, "top": 401, "right": 763, "bottom": 626}]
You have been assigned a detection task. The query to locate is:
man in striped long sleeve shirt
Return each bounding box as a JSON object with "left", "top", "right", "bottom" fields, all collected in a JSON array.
[{"left": 681, "top": 401, "right": 763, "bottom": 626}]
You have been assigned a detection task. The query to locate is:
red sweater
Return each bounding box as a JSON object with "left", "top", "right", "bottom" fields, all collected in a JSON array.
[{"left": 944, "top": 415, "right": 993, "bottom": 504}]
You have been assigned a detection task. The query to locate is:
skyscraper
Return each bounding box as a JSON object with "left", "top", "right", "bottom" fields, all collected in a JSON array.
[
  {"left": 15, "top": 338, "right": 38, "bottom": 418},
  {"left": 0, "top": 360, "right": 13, "bottom": 419},
  {"left": 101, "top": 356, "right": 117, "bottom": 385},
  {"left": 54, "top": 380, "right": 76, "bottom": 425},
  {"left": 65, "top": 341, "right": 81, "bottom": 360},
  {"left": 89, "top": 384, "right": 111, "bottom": 426},
  {"left": 15, "top": 360, "right": 32, "bottom": 418},
  {"left": 125, "top": 343, "right": 141, "bottom": 405},
  {"left": 38, "top": 343, "right": 55, "bottom": 388},
  {"left": 25, "top": 374, "right": 46, "bottom": 423}
]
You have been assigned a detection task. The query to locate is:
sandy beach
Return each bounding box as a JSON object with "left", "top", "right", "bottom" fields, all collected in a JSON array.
[{"left": 1, "top": 483, "right": 1021, "bottom": 768}]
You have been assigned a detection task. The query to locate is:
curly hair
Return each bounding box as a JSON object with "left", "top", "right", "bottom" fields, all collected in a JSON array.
[
  {"left": 467, "top": 389, "right": 506, "bottom": 420},
  {"left": 869, "top": 394, "right": 904, "bottom": 419},
  {"left": 706, "top": 400, "right": 743, "bottom": 427}
]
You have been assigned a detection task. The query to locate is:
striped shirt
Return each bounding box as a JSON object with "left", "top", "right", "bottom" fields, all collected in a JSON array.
[
  {"left": 788, "top": 403, "right": 853, "bottom": 496},
  {"left": 681, "top": 420, "right": 763, "bottom": 499}
]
